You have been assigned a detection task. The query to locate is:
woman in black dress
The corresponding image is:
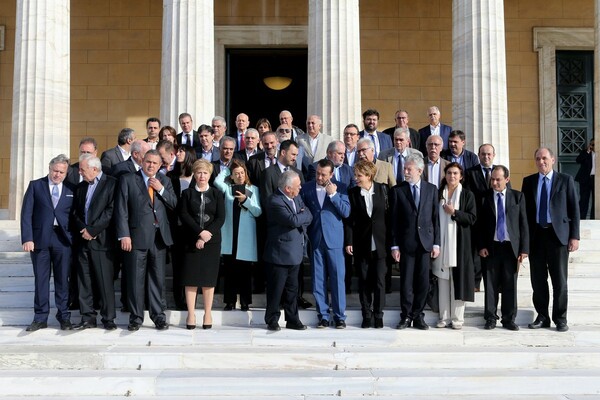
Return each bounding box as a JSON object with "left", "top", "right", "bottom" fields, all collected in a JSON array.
[{"left": 179, "top": 159, "right": 225, "bottom": 329}]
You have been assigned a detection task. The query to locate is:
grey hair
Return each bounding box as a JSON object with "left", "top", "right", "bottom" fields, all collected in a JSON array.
[
  {"left": 393, "top": 127, "right": 410, "bottom": 138},
  {"left": 220, "top": 135, "right": 236, "bottom": 147},
  {"left": 278, "top": 170, "right": 300, "bottom": 192},
  {"left": 357, "top": 137, "right": 374, "bottom": 150},
  {"left": 327, "top": 140, "right": 344, "bottom": 153},
  {"left": 117, "top": 128, "right": 135, "bottom": 145},
  {"left": 212, "top": 115, "right": 227, "bottom": 128},
  {"left": 79, "top": 153, "right": 102, "bottom": 170},
  {"left": 245, "top": 128, "right": 259, "bottom": 138},
  {"left": 49, "top": 154, "right": 70, "bottom": 168},
  {"left": 405, "top": 153, "right": 425, "bottom": 171},
  {"left": 130, "top": 139, "right": 144, "bottom": 154}
]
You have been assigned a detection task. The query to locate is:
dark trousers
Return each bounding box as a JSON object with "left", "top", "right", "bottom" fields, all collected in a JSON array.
[
  {"left": 529, "top": 225, "right": 569, "bottom": 325},
  {"left": 483, "top": 241, "right": 518, "bottom": 323},
  {"left": 579, "top": 177, "right": 595, "bottom": 219},
  {"left": 31, "top": 228, "right": 71, "bottom": 323},
  {"left": 344, "top": 252, "right": 354, "bottom": 293},
  {"left": 76, "top": 243, "right": 116, "bottom": 323},
  {"left": 264, "top": 262, "right": 301, "bottom": 325},
  {"left": 223, "top": 255, "right": 252, "bottom": 306},
  {"left": 399, "top": 247, "right": 431, "bottom": 321},
  {"left": 357, "top": 251, "right": 387, "bottom": 319},
  {"left": 124, "top": 230, "right": 167, "bottom": 325}
]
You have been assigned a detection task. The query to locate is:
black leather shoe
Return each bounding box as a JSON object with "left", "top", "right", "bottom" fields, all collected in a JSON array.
[
  {"left": 224, "top": 303, "right": 234, "bottom": 311},
  {"left": 412, "top": 318, "right": 429, "bottom": 330},
  {"left": 484, "top": 320, "right": 496, "bottom": 330},
  {"left": 374, "top": 318, "right": 384, "bottom": 329},
  {"left": 26, "top": 321, "right": 48, "bottom": 332},
  {"left": 528, "top": 318, "right": 550, "bottom": 329},
  {"left": 127, "top": 322, "right": 141, "bottom": 332},
  {"left": 286, "top": 322, "right": 307, "bottom": 330},
  {"left": 317, "top": 319, "right": 329, "bottom": 328},
  {"left": 120, "top": 306, "right": 129, "bottom": 313},
  {"left": 59, "top": 320, "right": 73, "bottom": 331},
  {"left": 396, "top": 319, "right": 411, "bottom": 330},
  {"left": 155, "top": 320, "right": 169, "bottom": 330},
  {"left": 102, "top": 321, "right": 117, "bottom": 330},
  {"left": 361, "top": 317, "right": 372, "bottom": 328},
  {"left": 74, "top": 321, "right": 97, "bottom": 330},
  {"left": 298, "top": 297, "right": 313, "bottom": 309},
  {"left": 335, "top": 320, "right": 346, "bottom": 329},
  {"left": 556, "top": 322, "right": 569, "bottom": 332},
  {"left": 240, "top": 304, "right": 249, "bottom": 312},
  {"left": 502, "top": 321, "right": 519, "bottom": 331},
  {"left": 267, "top": 322, "right": 281, "bottom": 331}
]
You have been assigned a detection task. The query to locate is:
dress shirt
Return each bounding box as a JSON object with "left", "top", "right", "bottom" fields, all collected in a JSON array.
[
  {"left": 84, "top": 172, "right": 102, "bottom": 224},
  {"left": 308, "top": 134, "right": 320, "bottom": 157},
  {"left": 265, "top": 155, "right": 276, "bottom": 168},
  {"left": 430, "top": 124, "right": 440, "bottom": 137},
  {"left": 368, "top": 132, "right": 381, "bottom": 156},
  {"left": 49, "top": 181, "right": 63, "bottom": 226},
  {"left": 450, "top": 151, "right": 464, "bottom": 168},
  {"left": 277, "top": 162, "right": 289, "bottom": 174},
  {"left": 493, "top": 188, "right": 510, "bottom": 242},
  {"left": 427, "top": 159, "right": 441, "bottom": 188},
  {"left": 279, "top": 189, "right": 297, "bottom": 213},
  {"left": 360, "top": 184, "right": 376, "bottom": 251},
  {"left": 346, "top": 148, "right": 357, "bottom": 167},
  {"left": 182, "top": 132, "right": 193, "bottom": 147},
  {"left": 219, "top": 160, "right": 231, "bottom": 173},
  {"left": 118, "top": 145, "right": 130, "bottom": 160},
  {"left": 201, "top": 148, "right": 213, "bottom": 161},
  {"left": 141, "top": 171, "right": 165, "bottom": 197},
  {"left": 245, "top": 148, "right": 258, "bottom": 159},
  {"left": 536, "top": 170, "right": 554, "bottom": 224}
]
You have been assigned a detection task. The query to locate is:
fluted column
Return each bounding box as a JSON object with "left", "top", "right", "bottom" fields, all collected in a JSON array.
[
  {"left": 160, "top": 0, "right": 215, "bottom": 127},
  {"left": 9, "top": 0, "right": 70, "bottom": 219},
  {"left": 307, "top": 0, "right": 362, "bottom": 139},
  {"left": 452, "top": 0, "right": 509, "bottom": 166}
]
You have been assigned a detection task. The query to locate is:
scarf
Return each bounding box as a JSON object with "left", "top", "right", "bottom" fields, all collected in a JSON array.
[{"left": 438, "top": 183, "right": 462, "bottom": 275}]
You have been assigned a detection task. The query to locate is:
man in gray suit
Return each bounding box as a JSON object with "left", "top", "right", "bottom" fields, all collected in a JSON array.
[
  {"left": 115, "top": 150, "right": 177, "bottom": 332},
  {"left": 101, "top": 128, "right": 136, "bottom": 172},
  {"left": 356, "top": 138, "right": 396, "bottom": 188},
  {"left": 263, "top": 170, "right": 312, "bottom": 331}
]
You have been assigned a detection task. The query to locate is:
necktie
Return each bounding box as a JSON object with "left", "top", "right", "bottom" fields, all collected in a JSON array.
[
  {"left": 496, "top": 193, "right": 506, "bottom": 242},
  {"left": 51, "top": 184, "right": 60, "bottom": 208},
  {"left": 484, "top": 168, "right": 491, "bottom": 188},
  {"left": 369, "top": 134, "right": 377, "bottom": 157},
  {"left": 186, "top": 133, "right": 191, "bottom": 146},
  {"left": 148, "top": 184, "right": 154, "bottom": 205},
  {"left": 412, "top": 184, "right": 419, "bottom": 208},
  {"left": 539, "top": 176, "right": 548, "bottom": 227},
  {"left": 240, "top": 132, "right": 246, "bottom": 150},
  {"left": 396, "top": 154, "right": 404, "bottom": 183}
]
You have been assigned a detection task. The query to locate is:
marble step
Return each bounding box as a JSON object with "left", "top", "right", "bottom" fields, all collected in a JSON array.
[
  {"left": 0, "top": 397, "right": 594, "bottom": 400},
  {"left": 1, "top": 369, "right": 600, "bottom": 397}
]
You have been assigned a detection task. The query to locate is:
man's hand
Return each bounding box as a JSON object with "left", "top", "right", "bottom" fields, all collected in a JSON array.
[
  {"left": 431, "top": 247, "right": 440, "bottom": 259},
  {"left": 148, "top": 177, "right": 164, "bottom": 192},
  {"left": 479, "top": 248, "right": 489, "bottom": 258},
  {"left": 568, "top": 239, "right": 579, "bottom": 252},
  {"left": 121, "top": 237, "right": 132, "bottom": 252},
  {"left": 81, "top": 228, "right": 94, "bottom": 241},
  {"left": 345, "top": 245, "right": 353, "bottom": 255},
  {"left": 392, "top": 249, "right": 400, "bottom": 262},
  {"left": 23, "top": 241, "right": 34, "bottom": 252},
  {"left": 199, "top": 230, "right": 212, "bottom": 242},
  {"left": 325, "top": 181, "right": 337, "bottom": 196}
]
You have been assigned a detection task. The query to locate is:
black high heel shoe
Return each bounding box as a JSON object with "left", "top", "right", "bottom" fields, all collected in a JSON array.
[
  {"left": 186, "top": 324, "right": 196, "bottom": 330},
  {"left": 202, "top": 324, "right": 212, "bottom": 330}
]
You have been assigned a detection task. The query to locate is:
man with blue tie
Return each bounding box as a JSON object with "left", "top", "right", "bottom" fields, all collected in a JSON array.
[
  {"left": 390, "top": 154, "right": 440, "bottom": 330},
  {"left": 301, "top": 159, "right": 351, "bottom": 328},
  {"left": 359, "top": 109, "right": 393, "bottom": 158},
  {"left": 521, "top": 147, "right": 580, "bottom": 332},
  {"left": 478, "top": 166, "right": 528, "bottom": 331},
  {"left": 21, "top": 154, "right": 75, "bottom": 331}
]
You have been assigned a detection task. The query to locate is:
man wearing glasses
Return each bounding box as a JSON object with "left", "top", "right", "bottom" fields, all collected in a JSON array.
[
  {"left": 343, "top": 124, "right": 360, "bottom": 167},
  {"left": 356, "top": 138, "right": 396, "bottom": 188},
  {"left": 383, "top": 110, "right": 419, "bottom": 149}
]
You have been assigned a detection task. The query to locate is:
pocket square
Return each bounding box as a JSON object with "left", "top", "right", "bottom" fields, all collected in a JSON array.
[{"left": 66, "top": 194, "right": 74, "bottom": 197}]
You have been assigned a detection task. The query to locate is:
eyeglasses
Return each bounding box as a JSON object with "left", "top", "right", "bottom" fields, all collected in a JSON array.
[
  {"left": 278, "top": 129, "right": 292, "bottom": 133},
  {"left": 357, "top": 147, "right": 371, "bottom": 153},
  {"left": 343, "top": 132, "right": 358, "bottom": 136}
]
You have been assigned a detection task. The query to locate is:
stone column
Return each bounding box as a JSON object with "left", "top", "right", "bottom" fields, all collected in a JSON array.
[
  {"left": 307, "top": 0, "right": 362, "bottom": 140},
  {"left": 9, "top": 0, "right": 70, "bottom": 219},
  {"left": 452, "top": 0, "right": 509, "bottom": 166},
  {"left": 160, "top": 0, "right": 215, "bottom": 128}
]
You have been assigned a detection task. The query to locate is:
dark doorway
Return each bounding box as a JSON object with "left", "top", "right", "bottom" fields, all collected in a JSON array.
[{"left": 226, "top": 48, "right": 308, "bottom": 134}]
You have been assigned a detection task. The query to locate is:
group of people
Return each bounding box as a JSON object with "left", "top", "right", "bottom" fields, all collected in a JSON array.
[{"left": 20, "top": 106, "right": 580, "bottom": 334}]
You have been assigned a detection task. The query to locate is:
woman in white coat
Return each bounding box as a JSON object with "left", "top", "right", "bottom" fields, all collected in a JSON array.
[{"left": 214, "top": 159, "right": 262, "bottom": 311}]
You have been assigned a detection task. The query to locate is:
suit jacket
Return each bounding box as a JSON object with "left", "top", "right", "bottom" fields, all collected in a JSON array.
[
  {"left": 100, "top": 146, "right": 126, "bottom": 173},
  {"left": 66, "top": 163, "right": 82, "bottom": 186},
  {"left": 575, "top": 149, "right": 594, "bottom": 183},
  {"left": 115, "top": 170, "right": 177, "bottom": 249},
  {"left": 178, "top": 186, "right": 225, "bottom": 252},
  {"left": 263, "top": 190, "right": 312, "bottom": 266},
  {"left": 377, "top": 147, "right": 424, "bottom": 183},
  {"left": 70, "top": 174, "right": 117, "bottom": 250},
  {"left": 390, "top": 180, "right": 440, "bottom": 253},
  {"left": 464, "top": 164, "right": 512, "bottom": 206},
  {"left": 373, "top": 159, "right": 397, "bottom": 188},
  {"left": 382, "top": 127, "right": 420, "bottom": 150},
  {"left": 234, "top": 148, "right": 262, "bottom": 163},
  {"left": 110, "top": 158, "right": 138, "bottom": 178},
  {"left": 176, "top": 130, "right": 200, "bottom": 147},
  {"left": 344, "top": 182, "right": 389, "bottom": 259},
  {"left": 307, "top": 162, "right": 355, "bottom": 189},
  {"left": 259, "top": 163, "right": 305, "bottom": 210},
  {"left": 296, "top": 132, "right": 334, "bottom": 163},
  {"left": 521, "top": 171, "right": 580, "bottom": 245},
  {"left": 418, "top": 123, "right": 452, "bottom": 153},
  {"left": 300, "top": 181, "right": 350, "bottom": 250},
  {"left": 423, "top": 158, "right": 450, "bottom": 188},
  {"left": 359, "top": 130, "right": 393, "bottom": 155},
  {"left": 477, "top": 188, "right": 529, "bottom": 258},
  {"left": 247, "top": 152, "right": 269, "bottom": 187},
  {"left": 21, "top": 177, "right": 75, "bottom": 248},
  {"left": 441, "top": 149, "right": 480, "bottom": 170}
]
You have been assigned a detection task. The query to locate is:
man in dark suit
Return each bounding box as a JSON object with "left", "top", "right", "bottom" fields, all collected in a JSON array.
[
  {"left": 441, "top": 130, "right": 479, "bottom": 170},
  {"left": 307, "top": 140, "right": 355, "bottom": 189},
  {"left": 264, "top": 170, "right": 312, "bottom": 331},
  {"left": 176, "top": 112, "right": 201, "bottom": 154},
  {"left": 575, "top": 139, "right": 595, "bottom": 219},
  {"left": 229, "top": 112, "right": 249, "bottom": 151},
  {"left": 522, "top": 147, "right": 580, "bottom": 332},
  {"left": 109, "top": 140, "right": 150, "bottom": 178},
  {"left": 423, "top": 135, "right": 449, "bottom": 189},
  {"left": 359, "top": 109, "right": 393, "bottom": 158},
  {"left": 196, "top": 126, "right": 220, "bottom": 162},
  {"left": 418, "top": 106, "right": 452, "bottom": 154},
  {"left": 209, "top": 136, "right": 236, "bottom": 185},
  {"left": 144, "top": 117, "right": 161, "bottom": 149},
  {"left": 301, "top": 159, "right": 350, "bottom": 328},
  {"left": 66, "top": 137, "right": 98, "bottom": 186},
  {"left": 378, "top": 128, "right": 423, "bottom": 184},
  {"left": 70, "top": 154, "right": 118, "bottom": 330},
  {"left": 233, "top": 128, "right": 261, "bottom": 162},
  {"left": 247, "top": 132, "right": 278, "bottom": 187},
  {"left": 390, "top": 154, "right": 440, "bottom": 330},
  {"left": 101, "top": 128, "right": 136, "bottom": 172},
  {"left": 382, "top": 109, "right": 420, "bottom": 150},
  {"left": 21, "top": 154, "right": 75, "bottom": 331},
  {"left": 115, "top": 150, "right": 178, "bottom": 331},
  {"left": 478, "top": 165, "right": 529, "bottom": 331}
]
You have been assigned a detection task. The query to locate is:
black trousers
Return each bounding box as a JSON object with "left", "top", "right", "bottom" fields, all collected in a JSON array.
[
  {"left": 357, "top": 251, "right": 387, "bottom": 319},
  {"left": 264, "top": 262, "right": 301, "bottom": 325},
  {"left": 483, "top": 241, "right": 518, "bottom": 323},
  {"left": 529, "top": 225, "right": 569, "bottom": 325},
  {"left": 223, "top": 255, "right": 252, "bottom": 306},
  {"left": 399, "top": 246, "right": 431, "bottom": 321},
  {"left": 76, "top": 243, "right": 116, "bottom": 323}
]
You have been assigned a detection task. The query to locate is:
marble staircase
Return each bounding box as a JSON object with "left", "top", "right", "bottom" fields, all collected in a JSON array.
[{"left": 0, "top": 220, "right": 599, "bottom": 398}]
